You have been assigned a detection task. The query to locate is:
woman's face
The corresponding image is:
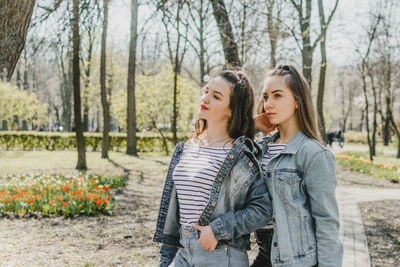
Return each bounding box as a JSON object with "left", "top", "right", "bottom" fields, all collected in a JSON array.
[
  {"left": 198, "top": 76, "right": 232, "bottom": 124},
  {"left": 263, "top": 76, "right": 298, "bottom": 127}
]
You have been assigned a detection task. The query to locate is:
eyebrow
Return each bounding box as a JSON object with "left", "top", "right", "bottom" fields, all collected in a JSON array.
[
  {"left": 207, "top": 87, "right": 224, "bottom": 96},
  {"left": 263, "top": 89, "right": 284, "bottom": 95}
]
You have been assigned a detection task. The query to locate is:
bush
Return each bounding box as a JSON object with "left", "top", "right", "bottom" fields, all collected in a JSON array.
[
  {"left": 0, "top": 131, "right": 190, "bottom": 153},
  {"left": 344, "top": 131, "right": 368, "bottom": 144}
]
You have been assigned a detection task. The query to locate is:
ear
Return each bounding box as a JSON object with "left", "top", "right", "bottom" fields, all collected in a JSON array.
[{"left": 295, "top": 101, "right": 299, "bottom": 109}]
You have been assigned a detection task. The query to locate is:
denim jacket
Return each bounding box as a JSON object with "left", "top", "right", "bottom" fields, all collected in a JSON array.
[
  {"left": 255, "top": 131, "right": 343, "bottom": 267},
  {"left": 153, "top": 136, "right": 272, "bottom": 267}
]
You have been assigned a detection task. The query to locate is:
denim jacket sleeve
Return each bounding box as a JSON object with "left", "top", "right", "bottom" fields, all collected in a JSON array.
[
  {"left": 157, "top": 243, "right": 179, "bottom": 267},
  {"left": 305, "top": 150, "right": 343, "bottom": 267},
  {"left": 209, "top": 172, "right": 271, "bottom": 242}
]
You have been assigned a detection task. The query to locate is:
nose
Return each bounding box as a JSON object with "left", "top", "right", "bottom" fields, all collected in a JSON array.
[
  {"left": 201, "top": 93, "right": 210, "bottom": 104},
  {"left": 265, "top": 98, "right": 273, "bottom": 111}
]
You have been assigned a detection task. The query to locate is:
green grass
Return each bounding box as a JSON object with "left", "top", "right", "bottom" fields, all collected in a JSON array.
[
  {"left": 0, "top": 150, "right": 169, "bottom": 176},
  {"left": 336, "top": 151, "right": 400, "bottom": 183}
]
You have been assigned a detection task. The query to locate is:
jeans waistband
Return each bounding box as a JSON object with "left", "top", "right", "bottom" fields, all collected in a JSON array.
[{"left": 180, "top": 226, "right": 200, "bottom": 239}]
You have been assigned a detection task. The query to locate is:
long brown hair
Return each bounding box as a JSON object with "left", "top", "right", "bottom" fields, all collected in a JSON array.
[
  {"left": 257, "top": 65, "right": 323, "bottom": 143},
  {"left": 195, "top": 70, "right": 255, "bottom": 140}
]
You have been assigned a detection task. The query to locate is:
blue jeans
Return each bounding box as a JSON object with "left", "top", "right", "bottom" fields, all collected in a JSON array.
[{"left": 170, "top": 226, "right": 249, "bottom": 267}]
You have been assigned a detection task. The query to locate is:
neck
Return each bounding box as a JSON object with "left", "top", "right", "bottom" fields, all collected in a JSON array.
[
  {"left": 201, "top": 120, "right": 230, "bottom": 144},
  {"left": 276, "top": 118, "right": 300, "bottom": 144}
]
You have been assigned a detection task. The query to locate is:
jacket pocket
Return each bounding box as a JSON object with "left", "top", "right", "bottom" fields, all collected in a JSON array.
[{"left": 275, "top": 171, "right": 302, "bottom": 202}]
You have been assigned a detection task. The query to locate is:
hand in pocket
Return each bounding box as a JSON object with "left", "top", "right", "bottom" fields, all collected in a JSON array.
[{"left": 192, "top": 224, "right": 218, "bottom": 250}]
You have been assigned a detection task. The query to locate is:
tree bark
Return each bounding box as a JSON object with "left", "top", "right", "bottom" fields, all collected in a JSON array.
[
  {"left": 82, "top": 27, "right": 95, "bottom": 132},
  {"left": 266, "top": 0, "right": 281, "bottom": 68},
  {"left": 0, "top": 0, "right": 36, "bottom": 80},
  {"left": 126, "top": 0, "right": 138, "bottom": 156},
  {"left": 210, "top": 0, "right": 241, "bottom": 68},
  {"left": 101, "top": 0, "right": 110, "bottom": 158},
  {"left": 72, "top": 0, "right": 87, "bottom": 170}
]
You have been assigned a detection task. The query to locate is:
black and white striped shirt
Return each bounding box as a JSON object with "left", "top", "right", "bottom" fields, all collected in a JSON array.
[
  {"left": 173, "top": 143, "right": 229, "bottom": 226},
  {"left": 260, "top": 142, "right": 286, "bottom": 176}
]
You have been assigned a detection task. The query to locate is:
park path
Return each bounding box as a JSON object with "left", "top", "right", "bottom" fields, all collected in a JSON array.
[
  {"left": 331, "top": 143, "right": 400, "bottom": 267},
  {"left": 337, "top": 187, "right": 400, "bottom": 267}
]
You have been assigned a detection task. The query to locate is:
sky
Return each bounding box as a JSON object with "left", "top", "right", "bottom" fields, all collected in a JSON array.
[{"left": 105, "top": 0, "right": 376, "bottom": 68}]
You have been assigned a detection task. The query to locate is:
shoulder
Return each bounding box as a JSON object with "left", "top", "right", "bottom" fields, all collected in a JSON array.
[{"left": 297, "top": 138, "right": 335, "bottom": 173}]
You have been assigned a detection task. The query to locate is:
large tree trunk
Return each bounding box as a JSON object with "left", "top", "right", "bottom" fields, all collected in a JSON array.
[
  {"left": 171, "top": 0, "right": 183, "bottom": 146},
  {"left": 300, "top": 0, "right": 312, "bottom": 87},
  {"left": 0, "top": 0, "right": 36, "bottom": 80},
  {"left": 210, "top": 0, "right": 241, "bottom": 68},
  {"left": 266, "top": 0, "right": 281, "bottom": 68},
  {"left": 72, "top": 0, "right": 87, "bottom": 170},
  {"left": 82, "top": 33, "right": 94, "bottom": 132},
  {"left": 126, "top": 0, "right": 138, "bottom": 156},
  {"left": 101, "top": 0, "right": 110, "bottom": 158}
]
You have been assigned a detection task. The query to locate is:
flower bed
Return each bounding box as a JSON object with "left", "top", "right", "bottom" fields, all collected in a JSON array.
[
  {"left": 335, "top": 151, "right": 400, "bottom": 183},
  {"left": 0, "top": 173, "right": 127, "bottom": 217}
]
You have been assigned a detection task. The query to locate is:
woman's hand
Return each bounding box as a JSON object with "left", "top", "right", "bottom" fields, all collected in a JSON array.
[
  {"left": 192, "top": 224, "right": 218, "bottom": 250},
  {"left": 254, "top": 113, "right": 275, "bottom": 133}
]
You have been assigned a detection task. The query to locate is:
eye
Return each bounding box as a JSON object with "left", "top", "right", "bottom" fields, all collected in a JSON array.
[
  {"left": 263, "top": 95, "right": 268, "bottom": 101},
  {"left": 274, "top": 94, "right": 281, "bottom": 98},
  {"left": 213, "top": 93, "right": 220, "bottom": 100}
]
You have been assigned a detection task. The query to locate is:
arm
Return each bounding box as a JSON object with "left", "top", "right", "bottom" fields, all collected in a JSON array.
[
  {"left": 305, "top": 150, "right": 343, "bottom": 267},
  {"left": 209, "top": 172, "right": 272, "bottom": 242},
  {"left": 157, "top": 243, "right": 179, "bottom": 267}
]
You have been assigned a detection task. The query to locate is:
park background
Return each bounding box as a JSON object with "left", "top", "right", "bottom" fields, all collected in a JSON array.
[{"left": 0, "top": 0, "right": 399, "bottom": 266}]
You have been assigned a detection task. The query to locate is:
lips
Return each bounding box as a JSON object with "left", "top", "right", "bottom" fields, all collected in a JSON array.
[
  {"left": 200, "top": 104, "right": 208, "bottom": 110},
  {"left": 267, "top": 112, "right": 276, "bottom": 116}
]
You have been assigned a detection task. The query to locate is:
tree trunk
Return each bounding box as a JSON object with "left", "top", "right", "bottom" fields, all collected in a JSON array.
[
  {"left": 171, "top": 1, "right": 183, "bottom": 146},
  {"left": 301, "top": 0, "right": 313, "bottom": 87},
  {"left": 361, "top": 66, "right": 372, "bottom": 161},
  {"left": 210, "top": 0, "right": 241, "bottom": 68},
  {"left": 72, "top": 0, "right": 87, "bottom": 170},
  {"left": 266, "top": 0, "right": 280, "bottom": 68},
  {"left": 316, "top": 0, "right": 327, "bottom": 139},
  {"left": 82, "top": 40, "right": 94, "bottom": 132},
  {"left": 101, "top": 0, "right": 110, "bottom": 158},
  {"left": 126, "top": 0, "right": 138, "bottom": 156},
  {"left": 0, "top": 0, "right": 36, "bottom": 79},
  {"left": 199, "top": 1, "right": 206, "bottom": 84},
  {"left": 369, "top": 71, "right": 378, "bottom": 157},
  {"left": 383, "top": 98, "right": 390, "bottom": 145}
]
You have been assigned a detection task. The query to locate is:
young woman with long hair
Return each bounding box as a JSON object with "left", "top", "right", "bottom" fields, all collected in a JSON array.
[
  {"left": 154, "top": 70, "right": 272, "bottom": 267},
  {"left": 251, "top": 65, "right": 343, "bottom": 267}
]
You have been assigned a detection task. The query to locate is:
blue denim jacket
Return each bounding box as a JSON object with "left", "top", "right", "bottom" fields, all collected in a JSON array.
[
  {"left": 153, "top": 136, "right": 272, "bottom": 267},
  {"left": 255, "top": 131, "right": 343, "bottom": 267}
]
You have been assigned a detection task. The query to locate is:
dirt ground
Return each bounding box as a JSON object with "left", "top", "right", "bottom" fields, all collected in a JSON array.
[
  {"left": 359, "top": 200, "right": 400, "bottom": 267},
  {"left": 0, "top": 152, "right": 167, "bottom": 267},
  {"left": 0, "top": 152, "right": 399, "bottom": 266}
]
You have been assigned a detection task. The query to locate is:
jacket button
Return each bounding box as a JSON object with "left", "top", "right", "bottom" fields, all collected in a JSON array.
[
  {"left": 267, "top": 173, "right": 271, "bottom": 178},
  {"left": 211, "top": 201, "right": 216, "bottom": 206},
  {"left": 272, "top": 218, "right": 276, "bottom": 223},
  {"left": 229, "top": 154, "right": 234, "bottom": 159},
  {"left": 248, "top": 162, "right": 253, "bottom": 167},
  {"left": 274, "top": 242, "right": 278, "bottom": 247},
  {"left": 218, "top": 177, "right": 223, "bottom": 182}
]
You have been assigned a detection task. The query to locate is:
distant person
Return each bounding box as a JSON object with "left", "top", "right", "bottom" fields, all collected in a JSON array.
[
  {"left": 337, "top": 126, "right": 344, "bottom": 148},
  {"left": 326, "top": 130, "right": 335, "bottom": 147}
]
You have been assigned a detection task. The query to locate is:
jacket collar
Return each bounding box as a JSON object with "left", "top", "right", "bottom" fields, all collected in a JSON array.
[
  {"left": 281, "top": 130, "right": 307, "bottom": 154},
  {"left": 259, "top": 130, "right": 307, "bottom": 155}
]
